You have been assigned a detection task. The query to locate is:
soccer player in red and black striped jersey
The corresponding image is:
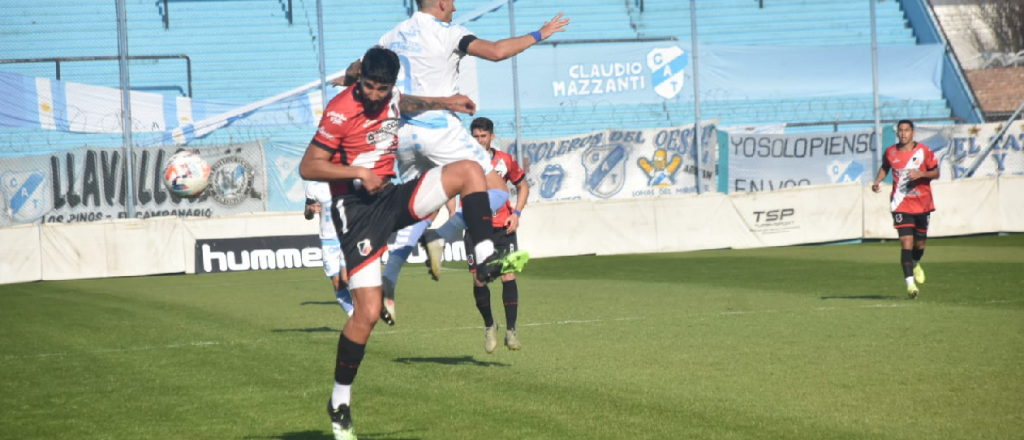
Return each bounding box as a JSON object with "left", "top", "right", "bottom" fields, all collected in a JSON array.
[
  {"left": 298, "top": 46, "right": 509, "bottom": 440},
  {"left": 871, "top": 120, "right": 939, "bottom": 299},
  {"left": 463, "top": 117, "right": 530, "bottom": 353}
]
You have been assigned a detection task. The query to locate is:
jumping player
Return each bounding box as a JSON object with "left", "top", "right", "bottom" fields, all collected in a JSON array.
[{"left": 363, "top": 0, "right": 569, "bottom": 324}]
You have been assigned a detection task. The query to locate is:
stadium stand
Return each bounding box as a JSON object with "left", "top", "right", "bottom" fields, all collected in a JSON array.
[{"left": 0, "top": 0, "right": 956, "bottom": 148}]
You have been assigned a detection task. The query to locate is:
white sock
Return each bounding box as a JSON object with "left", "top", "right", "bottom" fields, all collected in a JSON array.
[
  {"left": 474, "top": 239, "right": 495, "bottom": 264},
  {"left": 905, "top": 276, "right": 915, "bottom": 287},
  {"left": 331, "top": 382, "right": 351, "bottom": 409},
  {"left": 436, "top": 212, "right": 467, "bottom": 243}
]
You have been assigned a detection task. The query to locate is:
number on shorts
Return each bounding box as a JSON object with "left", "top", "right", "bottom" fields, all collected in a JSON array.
[{"left": 337, "top": 203, "right": 350, "bottom": 234}]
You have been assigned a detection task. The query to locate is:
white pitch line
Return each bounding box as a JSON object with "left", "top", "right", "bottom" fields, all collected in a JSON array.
[{"left": 0, "top": 302, "right": 924, "bottom": 361}]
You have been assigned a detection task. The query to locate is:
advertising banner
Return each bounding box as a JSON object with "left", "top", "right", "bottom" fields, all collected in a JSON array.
[
  {"left": 0, "top": 141, "right": 267, "bottom": 227},
  {"left": 727, "top": 129, "right": 876, "bottom": 193},
  {"left": 195, "top": 233, "right": 468, "bottom": 274},
  {"left": 501, "top": 121, "right": 718, "bottom": 203}
]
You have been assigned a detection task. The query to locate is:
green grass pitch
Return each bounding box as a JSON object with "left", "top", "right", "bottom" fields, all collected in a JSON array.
[{"left": 2, "top": 235, "right": 1022, "bottom": 440}]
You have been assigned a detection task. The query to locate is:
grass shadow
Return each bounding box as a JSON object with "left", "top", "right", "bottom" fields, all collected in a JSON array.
[
  {"left": 249, "top": 430, "right": 420, "bottom": 440},
  {"left": 393, "top": 356, "right": 509, "bottom": 367},
  {"left": 820, "top": 295, "right": 901, "bottom": 300},
  {"left": 301, "top": 301, "right": 340, "bottom": 306},
  {"left": 271, "top": 327, "right": 339, "bottom": 333}
]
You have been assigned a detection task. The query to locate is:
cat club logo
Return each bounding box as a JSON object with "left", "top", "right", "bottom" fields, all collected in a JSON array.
[
  {"left": 2, "top": 171, "right": 50, "bottom": 223},
  {"left": 637, "top": 149, "right": 682, "bottom": 187},
  {"left": 647, "top": 46, "right": 688, "bottom": 100},
  {"left": 209, "top": 155, "right": 256, "bottom": 206},
  {"left": 539, "top": 165, "right": 565, "bottom": 199},
  {"left": 826, "top": 160, "right": 866, "bottom": 183},
  {"left": 582, "top": 144, "right": 628, "bottom": 198},
  {"left": 357, "top": 239, "right": 373, "bottom": 257}
]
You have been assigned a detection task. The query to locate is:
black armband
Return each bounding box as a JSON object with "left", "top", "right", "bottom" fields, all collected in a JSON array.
[{"left": 458, "top": 35, "right": 478, "bottom": 54}]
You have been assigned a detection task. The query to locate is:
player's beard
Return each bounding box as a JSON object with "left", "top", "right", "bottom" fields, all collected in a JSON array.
[{"left": 354, "top": 88, "right": 387, "bottom": 114}]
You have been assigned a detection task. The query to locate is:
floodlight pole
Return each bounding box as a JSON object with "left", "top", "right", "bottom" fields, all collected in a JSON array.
[
  {"left": 315, "top": 0, "right": 328, "bottom": 110},
  {"left": 508, "top": 0, "right": 525, "bottom": 167},
  {"left": 116, "top": 0, "right": 136, "bottom": 219},
  {"left": 870, "top": 0, "right": 883, "bottom": 174},
  {"left": 690, "top": 0, "right": 704, "bottom": 194}
]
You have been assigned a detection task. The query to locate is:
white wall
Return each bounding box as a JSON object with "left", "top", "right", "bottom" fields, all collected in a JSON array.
[{"left": 1, "top": 177, "right": 1022, "bottom": 284}]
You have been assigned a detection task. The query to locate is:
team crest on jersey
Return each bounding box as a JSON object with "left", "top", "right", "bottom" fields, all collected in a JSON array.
[
  {"left": 540, "top": 165, "right": 565, "bottom": 199},
  {"left": 647, "top": 46, "right": 688, "bottom": 100},
  {"left": 637, "top": 149, "right": 682, "bottom": 187},
  {"left": 826, "top": 160, "right": 866, "bottom": 183},
  {"left": 2, "top": 170, "right": 51, "bottom": 223},
  {"left": 582, "top": 144, "right": 628, "bottom": 198},
  {"left": 357, "top": 239, "right": 373, "bottom": 256},
  {"left": 494, "top": 158, "right": 509, "bottom": 178}
]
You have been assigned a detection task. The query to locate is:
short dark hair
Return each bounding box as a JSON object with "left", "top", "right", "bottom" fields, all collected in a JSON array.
[
  {"left": 897, "top": 119, "right": 914, "bottom": 129},
  {"left": 470, "top": 117, "right": 494, "bottom": 134},
  {"left": 415, "top": 0, "right": 429, "bottom": 10},
  {"left": 360, "top": 46, "right": 400, "bottom": 85}
]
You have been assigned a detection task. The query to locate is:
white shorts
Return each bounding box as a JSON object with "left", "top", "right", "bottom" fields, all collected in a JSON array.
[
  {"left": 397, "top": 114, "right": 494, "bottom": 182},
  {"left": 321, "top": 240, "right": 345, "bottom": 278}
]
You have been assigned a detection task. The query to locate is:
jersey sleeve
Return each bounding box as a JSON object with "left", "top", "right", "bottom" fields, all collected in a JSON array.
[
  {"left": 923, "top": 146, "right": 938, "bottom": 170},
  {"left": 311, "top": 106, "right": 348, "bottom": 153},
  {"left": 448, "top": 24, "right": 476, "bottom": 55},
  {"left": 506, "top": 154, "right": 526, "bottom": 185}
]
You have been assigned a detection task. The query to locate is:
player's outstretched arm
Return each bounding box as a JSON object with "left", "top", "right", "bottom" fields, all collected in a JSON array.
[
  {"left": 401, "top": 94, "right": 476, "bottom": 115},
  {"left": 466, "top": 12, "right": 570, "bottom": 61}
]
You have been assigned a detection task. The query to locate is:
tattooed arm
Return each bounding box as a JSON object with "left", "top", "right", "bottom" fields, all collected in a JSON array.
[{"left": 400, "top": 94, "right": 477, "bottom": 116}]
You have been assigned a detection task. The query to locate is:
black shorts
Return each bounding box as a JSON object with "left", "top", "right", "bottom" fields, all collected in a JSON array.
[
  {"left": 331, "top": 179, "right": 423, "bottom": 278},
  {"left": 465, "top": 227, "right": 518, "bottom": 272},
  {"left": 892, "top": 212, "right": 931, "bottom": 238}
]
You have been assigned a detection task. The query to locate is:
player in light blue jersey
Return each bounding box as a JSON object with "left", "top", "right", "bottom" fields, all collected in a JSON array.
[
  {"left": 305, "top": 181, "right": 354, "bottom": 316},
  {"left": 345, "top": 0, "right": 569, "bottom": 325}
]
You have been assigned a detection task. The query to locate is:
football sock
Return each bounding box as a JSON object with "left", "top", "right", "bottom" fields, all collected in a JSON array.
[
  {"left": 461, "top": 192, "right": 495, "bottom": 262},
  {"left": 502, "top": 279, "right": 519, "bottom": 331},
  {"left": 436, "top": 212, "right": 466, "bottom": 243},
  {"left": 901, "top": 249, "right": 914, "bottom": 278},
  {"left": 474, "top": 284, "right": 494, "bottom": 327},
  {"left": 333, "top": 333, "right": 365, "bottom": 408},
  {"left": 906, "top": 276, "right": 916, "bottom": 287},
  {"left": 382, "top": 246, "right": 413, "bottom": 297},
  {"left": 435, "top": 189, "right": 508, "bottom": 242},
  {"left": 331, "top": 383, "right": 351, "bottom": 410},
  {"left": 335, "top": 287, "right": 354, "bottom": 317},
  {"left": 912, "top": 248, "right": 925, "bottom": 265}
]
